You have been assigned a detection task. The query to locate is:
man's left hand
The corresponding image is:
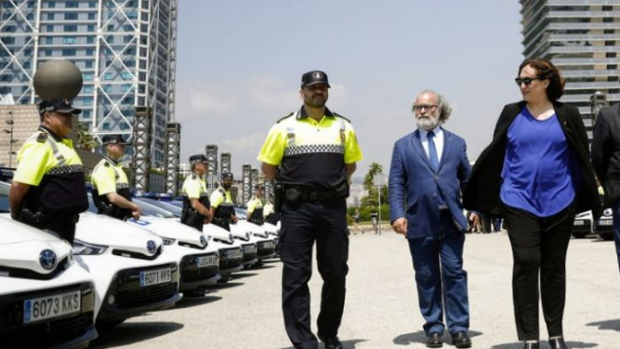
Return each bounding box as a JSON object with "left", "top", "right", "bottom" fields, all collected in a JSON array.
[{"left": 468, "top": 212, "right": 481, "bottom": 229}]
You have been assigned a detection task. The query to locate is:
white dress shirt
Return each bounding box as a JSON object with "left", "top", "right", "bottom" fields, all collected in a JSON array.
[{"left": 419, "top": 126, "right": 444, "bottom": 162}]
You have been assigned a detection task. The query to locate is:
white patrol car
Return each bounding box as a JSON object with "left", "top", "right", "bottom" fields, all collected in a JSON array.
[
  {"left": 234, "top": 208, "right": 277, "bottom": 263},
  {"left": 0, "top": 193, "right": 97, "bottom": 349},
  {"left": 130, "top": 198, "right": 244, "bottom": 278},
  {"left": 128, "top": 198, "right": 221, "bottom": 296},
  {"left": 74, "top": 212, "right": 181, "bottom": 329}
]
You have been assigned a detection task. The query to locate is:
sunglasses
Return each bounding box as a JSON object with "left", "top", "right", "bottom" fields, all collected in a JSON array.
[{"left": 514, "top": 77, "right": 543, "bottom": 86}]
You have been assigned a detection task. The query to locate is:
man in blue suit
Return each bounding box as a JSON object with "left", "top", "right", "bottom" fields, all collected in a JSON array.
[{"left": 389, "top": 90, "right": 478, "bottom": 349}]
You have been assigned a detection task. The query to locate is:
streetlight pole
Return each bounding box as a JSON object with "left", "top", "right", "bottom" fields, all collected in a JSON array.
[
  {"left": 376, "top": 173, "right": 383, "bottom": 235},
  {"left": 3, "top": 112, "right": 16, "bottom": 168}
]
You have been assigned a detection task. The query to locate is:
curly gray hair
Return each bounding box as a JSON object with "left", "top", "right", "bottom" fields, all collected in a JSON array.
[{"left": 413, "top": 90, "right": 452, "bottom": 123}]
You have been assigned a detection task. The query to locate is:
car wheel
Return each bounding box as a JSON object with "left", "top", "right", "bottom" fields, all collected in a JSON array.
[
  {"left": 572, "top": 231, "right": 588, "bottom": 239},
  {"left": 599, "top": 232, "right": 614, "bottom": 241},
  {"left": 97, "top": 319, "right": 126, "bottom": 332}
]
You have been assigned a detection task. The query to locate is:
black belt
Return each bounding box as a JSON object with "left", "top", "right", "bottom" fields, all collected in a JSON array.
[{"left": 284, "top": 186, "right": 344, "bottom": 202}]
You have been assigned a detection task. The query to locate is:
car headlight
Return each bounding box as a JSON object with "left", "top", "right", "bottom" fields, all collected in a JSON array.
[
  {"left": 73, "top": 240, "right": 108, "bottom": 255},
  {"left": 604, "top": 208, "right": 613, "bottom": 216},
  {"left": 245, "top": 232, "right": 250, "bottom": 240},
  {"left": 163, "top": 238, "right": 176, "bottom": 246}
]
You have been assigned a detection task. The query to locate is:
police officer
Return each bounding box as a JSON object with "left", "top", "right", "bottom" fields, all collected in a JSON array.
[
  {"left": 263, "top": 194, "right": 279, "bottom": 225},
  {"left": 91, "top": 134, "right": 141, "bottom": 221},
  {"left": 9, "top": 99, "right": 89, "bottom": 245},
  {"left": 180, "top": 154, "right": 213, "bottom": 231},
  {"left": 258, "top": 70, "right": 363, "bottom": 349},
  {"left": 209, "top": 172, "right": 238, "bottom": 231},
  {"left": 246, "top": 184, "right": 265, "bottom": 225}
]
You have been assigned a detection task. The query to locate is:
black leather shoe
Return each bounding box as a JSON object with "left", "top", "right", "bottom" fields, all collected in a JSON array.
[
  {"left": 452, "top": 331, "right": 472, "bottom": 348},
  {"left": 549, "top": 337, "right": 568, "bottom": 349},
  {"left": 426, "top": 332, "right": 443, "bottom": 348},
  {"left": 318, "top": 335, "right": 343, "bottom": 349},
  {"left": 522, "top": 341, "right": 539, "bottom": 349}
]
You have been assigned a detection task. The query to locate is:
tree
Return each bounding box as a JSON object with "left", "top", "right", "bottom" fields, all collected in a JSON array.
[
  {"left": 77, "top": 122, "right": 96, "bottom": 151},
  {"left": 361, "top": 162, "right": 387, "bottom": 209}
]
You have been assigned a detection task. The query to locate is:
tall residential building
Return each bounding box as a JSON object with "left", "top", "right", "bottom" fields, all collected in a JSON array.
[
  {"left": 520, "top": 1, "right": 620, "bottom": 141},
  {"left": 0, "top": 0, "right": 178, "bottom": 168}
]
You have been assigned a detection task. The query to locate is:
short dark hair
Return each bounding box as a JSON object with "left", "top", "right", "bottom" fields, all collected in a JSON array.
[{"left": 518, "top": 58, "right": 565, "bottom": 102}]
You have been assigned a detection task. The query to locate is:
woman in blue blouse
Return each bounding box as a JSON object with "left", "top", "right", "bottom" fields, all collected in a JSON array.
[{"left": 463, "top": 59, "right": 601, "bottom": 349}]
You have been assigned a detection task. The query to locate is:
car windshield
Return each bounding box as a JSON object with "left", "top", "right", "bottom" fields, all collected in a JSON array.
[
  {"left": 133, "top": 199, "right": 176, "bottom": 218},
  {"left": 234, "top": 207, "right": 247, "bottom": 220},
  {"left": 134, "top": 198, "right": 181, "bottom": 218},
  {"left": 0, "top": 181, "right": 11, "bottom": 212}
]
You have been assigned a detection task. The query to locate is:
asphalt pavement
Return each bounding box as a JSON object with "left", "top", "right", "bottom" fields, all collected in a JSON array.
[{"left": 91, "top": 230, "right": 620, "bottom": 349}]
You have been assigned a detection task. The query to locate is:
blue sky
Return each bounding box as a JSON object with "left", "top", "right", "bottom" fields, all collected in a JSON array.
[{"left": 175, "top": 0, "right": 524, "bottom": 178}]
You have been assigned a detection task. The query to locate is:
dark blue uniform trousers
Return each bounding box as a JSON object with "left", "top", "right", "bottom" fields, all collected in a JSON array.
[
  {"left": 280, "top": 199, "right": 349, "bottom": 349},
  {"left": 612, "top": 201, "right": 620, "bottom": 274},
  {"left": 407, "top": 212, "right": 469, "bottom": 336}
]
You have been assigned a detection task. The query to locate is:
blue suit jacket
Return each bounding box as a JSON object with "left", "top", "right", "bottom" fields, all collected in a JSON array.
[{"left": 389, "top": 128, "right": 471, "bottom": 239}]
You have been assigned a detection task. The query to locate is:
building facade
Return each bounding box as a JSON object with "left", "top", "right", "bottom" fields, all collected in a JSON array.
[
  {"left": 0, "top": 0, "right": 178, "bottom": 167},
  {"left": 521, "top": 0, "right": 620, "bottom": 141}
]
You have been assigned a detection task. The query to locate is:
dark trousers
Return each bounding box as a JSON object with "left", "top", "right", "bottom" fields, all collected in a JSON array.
[
  {"left": 611, "top": 201, "right": 620, "bottom": 273},
  {"left": 279, "top": 199, "right": 349, "bottom": 349},
  {"left": 407, "top": 212, "right": 469, "bottom": 336},
  {"left": 44, "top": 221, "right": 76, "bottom": 245},
  {"left": 502, "top": 203, "right": 575, "bottom": 340}
]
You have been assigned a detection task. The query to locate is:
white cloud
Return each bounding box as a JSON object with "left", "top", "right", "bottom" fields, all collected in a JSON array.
[{"left": 176, "top": 82, "right": 237, "bottom": 121}]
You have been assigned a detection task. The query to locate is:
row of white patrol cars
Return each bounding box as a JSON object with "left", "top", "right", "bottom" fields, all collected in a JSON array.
[{"left": 0, "top": 170, "right": 279, "bottom": 349}]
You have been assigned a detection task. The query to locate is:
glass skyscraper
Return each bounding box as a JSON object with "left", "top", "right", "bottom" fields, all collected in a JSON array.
[
  {"left": 0, "top": 0, "right": 178, "bottom": 167},
  {"left": 520, "top": 0, "right": 620, "bottom": 141}
]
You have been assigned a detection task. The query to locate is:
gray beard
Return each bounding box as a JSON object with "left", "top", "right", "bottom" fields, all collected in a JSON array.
[{"left": 416, "top": 116, "right": 440, "bottom": 130}]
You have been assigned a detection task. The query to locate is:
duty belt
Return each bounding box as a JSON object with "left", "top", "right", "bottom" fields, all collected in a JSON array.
[{"left": 284, "top": 186, "right": 345, "bottom": 202}]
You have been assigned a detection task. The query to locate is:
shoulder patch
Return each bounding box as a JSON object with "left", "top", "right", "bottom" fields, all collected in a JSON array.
[
  {"left": 334, "top": 113, "right": 351, "bottom": 123},
  {"left": 192, "top": 174, "right": 197, "bottom": 180},
  {"left": 36, "top": 132, "right": 48, "bottom": 143},
  {"left": 104, "top": 161, "right": 110, "bottom": 167},
  {"left": 276, "top": 112, "right": 294, "bottom": 124}
]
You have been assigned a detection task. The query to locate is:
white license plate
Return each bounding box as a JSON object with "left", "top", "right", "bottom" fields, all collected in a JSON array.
[
  {"left": 140, "top": 268, "right": 172, "bottom": 287},
  {"left": 196, "top": 255, "right": 217, "bottom": 268},
  {"left": 263, "top": 241, "right": 274, "bottom": 248},
  {"left": 574, "top": 220, "right": 584, "bottom": 226},
  {"left": 23, "top": 290, "right": 81, "bottom": 324},
  {"left": 243, "top": 245, "right": 256, "bottom": 253},
  {"left": 598, "top": 220, "right": 613, "bottom": 226},
  {"left": 227, "top": 249, "right": 241, "bottom": 259}
]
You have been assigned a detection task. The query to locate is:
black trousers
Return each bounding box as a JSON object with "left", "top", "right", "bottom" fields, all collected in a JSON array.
[
  {"left": 502, "top": 203, "right": 575, "bottom": 340},
  {"left": 44, "top": 221, "right": 77, "bottom": 245},
  {"left": 279, "top": 198, "right": 349, "bottom": 349}
]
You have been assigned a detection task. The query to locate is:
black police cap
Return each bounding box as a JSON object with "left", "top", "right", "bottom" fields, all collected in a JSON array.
[
  {"left": 38, "top": 98, "right": 82, "bottom": 115},
  {"left": 102, "top": 134, "right": 130, "bottom": 146},
  {"left": 221, "top": 172, "right": 234, "bottom": 180},
  {"left": 189, "top": 154, "right": 208, "bottom": 163},
  {"left": 301, "top": 70, "right": 330, "bottom": 88}
]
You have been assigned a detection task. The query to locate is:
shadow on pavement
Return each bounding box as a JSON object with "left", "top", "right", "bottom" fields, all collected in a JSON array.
[
  {"left": 173, "top": 295, "right": 223, "bottom": 309},
  {"left": 208, "top": 281, "right": 245, "bottom": 290},
  {"left": 588, "top": 319, "right": 620, "bottom": 331},
  {"left": 393, "top": 330, "right": 482, "bottom": 346},
  {"left": 90, "top": 321, "right": 183, "bottom": 348},
  {"left": 281, "top": 339, "right": 367, "bottom": 349},
  {"left": 232, "top": 272, "right": 260, "bottom": 279},
  {"left": 491, "top": 341, "right": 597, "bottom": 349}
]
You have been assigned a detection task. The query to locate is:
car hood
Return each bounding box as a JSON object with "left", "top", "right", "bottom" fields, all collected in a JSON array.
[
  {"left": 127, "top": 216, "right": 207, "bottom": 248},
  {"left": 237, "top": 220, "right": 269, "bottom": 238},
  {"left": 0, "top": 215, "right": 72, "bottom": 276},
  {"left": 77, "top": 213, "right": 163, "bottom": 255},
  {"left": 203, "top": 223, "right": 235, "bottom": 244}
]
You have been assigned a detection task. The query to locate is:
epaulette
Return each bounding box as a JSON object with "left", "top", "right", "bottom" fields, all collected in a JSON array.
[
  {"left": 104, "top": 162, "right": 110, "bottom": 167},
  {"left": 276, "top": 112, "right": 294, "bottom": 124},
  {"left": 334, "top": 113, "right": 351, "bottom": 123},
  {"left": 191, "top": 174, "right": 197, "bottom": 180},
  {"left": 36, "top": 132, "right": 48, "bottom": 143}
]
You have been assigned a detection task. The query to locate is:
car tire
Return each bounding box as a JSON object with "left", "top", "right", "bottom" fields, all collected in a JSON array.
[
  {"left": 599, "top": 232, "right": 614, "bottom": 241},
  {"left": 572, "top": 231, "right": 588, "bottom": 239},
  {"left": 97, "top": 319, "right": 126, "bottom": 332}
]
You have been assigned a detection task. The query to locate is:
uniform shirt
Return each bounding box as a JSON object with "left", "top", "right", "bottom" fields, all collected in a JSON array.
[
  {"left": 246, "top": 196, "right": 264, "bottom": 215},
  {"left": 14, "top": 126, "right": 88, "bottom": 214},
  {"left": 258, "top": 106, "right": 363, "bottom": 189},
  {"left": 91, "top": 156, "right": 131, "bottom": 196},
  {"left": 182, "top": 173, "right": 210, "bottom": 204},
  {"left": 263, "top": 202, "right": 275, "bottom": 217},
  {"left": 210, "top": 187, "right": 233, "bottom": 209}
]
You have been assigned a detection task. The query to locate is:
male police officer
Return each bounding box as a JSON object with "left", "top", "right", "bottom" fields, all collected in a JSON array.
[
  {"left": 9, "top": 99, "right": 89, "bottom": 245},
  {"left": 209, "top": 172, "right": 238, "bottom": 231},
  {"left": 91, "top": 134, "right": 141, "bottom": 221},
  {"left": 246, "top": 184, "right": 265, "bottom": 225},
  {"left": 181, "top": 154, "right": 213, "bottom": 231},
  {"left": 258, "top": 70, "right": 363, "bottom": 349}
]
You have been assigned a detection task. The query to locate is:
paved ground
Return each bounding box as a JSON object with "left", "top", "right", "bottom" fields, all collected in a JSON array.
[{"left": 91, "top": 231, "right": 620, "bottom": 349}]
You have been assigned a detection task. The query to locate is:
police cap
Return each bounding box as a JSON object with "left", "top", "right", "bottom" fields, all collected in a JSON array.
[
  {"left": 38, "top": 98, "right": 82, "bottom": 115},
  {"left": 221, "top": 172, "right": 234, "bottom": 180},
  {"left": 301, "top": 70, "right": 330, "bottom": 88},
  {"left": 102, "top": 134, "right": 130, "bottom": 146},
  {"left": 189, "top": 154, "right": 208, "bottom": 164}
]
